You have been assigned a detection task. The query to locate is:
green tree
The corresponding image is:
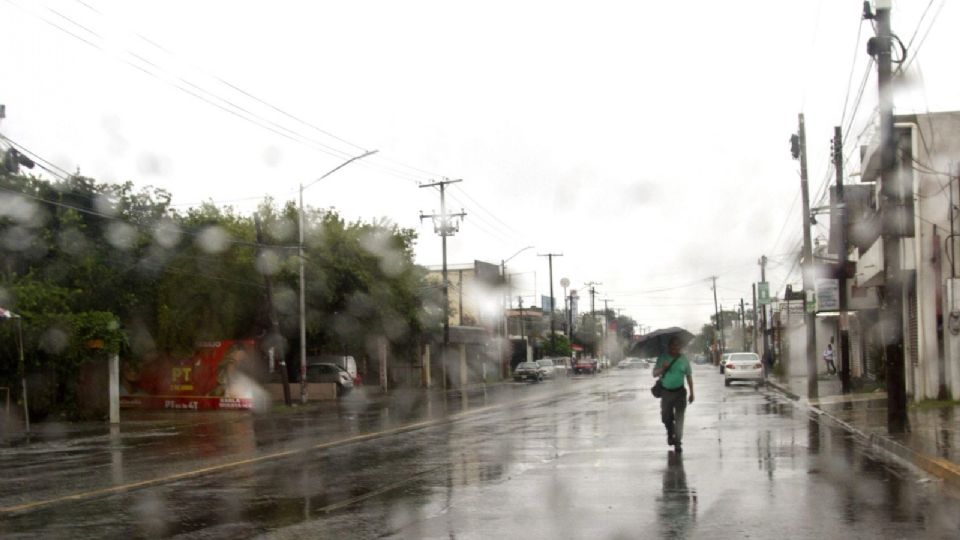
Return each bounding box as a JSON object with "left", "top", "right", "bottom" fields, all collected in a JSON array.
[{"left": 541, "top": 333, "right": 573, "bottom": 357}]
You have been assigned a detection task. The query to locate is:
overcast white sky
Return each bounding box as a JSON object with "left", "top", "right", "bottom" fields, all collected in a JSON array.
[{"left": 2, "top": 0, "right": 958, "bottom": 331}]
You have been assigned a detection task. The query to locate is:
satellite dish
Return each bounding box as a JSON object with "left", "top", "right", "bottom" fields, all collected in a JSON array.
[{"left": 560, "top": 277, "right": 570, "bottom": 288}]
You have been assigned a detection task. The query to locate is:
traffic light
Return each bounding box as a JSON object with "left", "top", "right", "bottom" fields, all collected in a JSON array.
[
  {"left": 2, "top": 148, "right": 35, "bottom": 174},
  {"left": 790, "top": 134, "right": 800, "bottom": 160}
]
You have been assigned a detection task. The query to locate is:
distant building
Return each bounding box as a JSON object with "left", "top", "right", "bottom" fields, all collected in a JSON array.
[{"left": 424, "top": 260, "right": 503, "bottom": 330}]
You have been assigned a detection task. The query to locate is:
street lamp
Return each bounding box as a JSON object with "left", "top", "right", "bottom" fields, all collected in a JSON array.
[
  {"left": 298, "top": 149, "right": 378, "bottom": 403},
  {"left": 501, "top": 246, "right": 534, "bottom": 308}
]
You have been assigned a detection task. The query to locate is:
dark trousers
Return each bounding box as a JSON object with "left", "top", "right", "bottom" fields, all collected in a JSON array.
[
  {"left": 661, "top": 386, "right": 687, "bottom": 443},
  {"left": 825, "top": 360, "right": 837, "bottom": 374}
]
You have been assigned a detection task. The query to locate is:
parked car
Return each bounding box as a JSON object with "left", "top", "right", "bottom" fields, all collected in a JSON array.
[
  {"left": 573, "top": 357, "right": 597, "bottom": 375},
  {"left": 536, "top": 358, "right": 559, "bottom": 378},
  {"left": 724, "top": 352, "right": 764, "bottom": 387},
  {"left": 514, "top": 361, "right": 545, "bottom": 382},
  {"left": 305, "top": 362, "right": 354, "bottom": 396},
  {"left": 693, "top": 354, "right": 711, "bottom": 365},
  {"left": 550, "top": 357, "right": 571, "bottom": 376},
  {"left": 316, "top": 354, "right": 361, "bottom": 386},
  {"left": 719, "top": 353, "right": 731, "bottom": 374},
  {"left": 618, "top": 357, "right": 648, "bottom": 369}
]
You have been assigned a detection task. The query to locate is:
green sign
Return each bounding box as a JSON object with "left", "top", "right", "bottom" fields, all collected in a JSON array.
[{"left": 757, "top": 282, "right": 770, "bottom": 305}]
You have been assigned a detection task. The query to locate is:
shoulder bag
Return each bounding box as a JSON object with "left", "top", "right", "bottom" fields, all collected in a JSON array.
[{"left": 650, "top": 359, "right": 674, "bottom": 398}]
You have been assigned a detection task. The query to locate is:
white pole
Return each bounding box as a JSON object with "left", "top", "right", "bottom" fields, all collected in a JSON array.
[
  {"left": 109, "top": 352, "right": 119, "bottom": 424},
  {"left": 294, "top": 150, "right": 378, "bottom": 405}
]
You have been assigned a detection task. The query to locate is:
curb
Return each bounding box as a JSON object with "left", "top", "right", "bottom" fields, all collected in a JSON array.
[{"left": 766, "top": 379, "right": 960, "bottom": 490}]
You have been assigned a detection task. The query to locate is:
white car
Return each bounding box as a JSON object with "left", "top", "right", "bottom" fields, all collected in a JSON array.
[
  {"left": 536, "top": 358, "right": 559, "bottom": 378},
  {"left": 550, "top": 357, "right": 571, "bottom": 376},
  {"left": 618, "top": 357, "right": 648, "bottom": 369},
  {"left": 723, "top": 352, "right": 764, "bottom": 387}
]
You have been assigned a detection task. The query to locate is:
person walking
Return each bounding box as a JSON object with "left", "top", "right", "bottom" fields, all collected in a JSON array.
[
  {"left": 823, "top": 338, "right": 837, "bottom": 375},
  {"left": 653, "top": 336, "right": 695, "bottom": 453}
]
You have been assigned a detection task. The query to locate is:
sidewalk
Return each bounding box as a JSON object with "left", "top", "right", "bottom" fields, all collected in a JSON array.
[{"left": 768, "top": 374, "right": 960, "bottom": 490}]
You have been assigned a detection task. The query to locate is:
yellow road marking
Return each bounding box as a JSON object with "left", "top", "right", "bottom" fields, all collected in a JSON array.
[{"left": 0, "top": 387, "right": 573, "bottom": 516}]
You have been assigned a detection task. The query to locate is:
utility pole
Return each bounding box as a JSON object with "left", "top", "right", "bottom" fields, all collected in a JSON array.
[
  {"left": 759, "top": 256, "right": 770, "bottom": 362},
  {"left": 752, "top": 283, "right": 759, "bottom": 354},
  {"left": 602, "top": 298, "right": 613, "bottom": 361},
  {"left": 585, "top": 281, "right": 601, "bottom": 356},
  {"left": 740, "top": 298, "right": 747, "bottom": 351},
  {"left": 792, "top": 113, "right": 818, "bottom": 400},
  {"left": 833, "top": 126, "right": 852, "bottom": 394},
  {"left": 518, "top": 296, "right": 525, "bottom": 342},
  {"left": 710, "top": 277, "right": 724, "bottom": 357},
  {"left": 538, "top": 253, "right": 563, "bottom": 352},
  {"left": 255, "top": 213, "right": 291, "bottom": 406},
  {"left": 419, "top": 179, "right": 466, "bottom": 350},
  {"left": 868, "top": 0, "right": 908, "bottom": 432},
  {"left": 719, "top": 303, "right": 726, "bottom": 355}
]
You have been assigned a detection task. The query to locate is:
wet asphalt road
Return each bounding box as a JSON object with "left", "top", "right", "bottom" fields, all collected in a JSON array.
[{"left": 1, "top": 366, "right": 959, "bottom": 539}]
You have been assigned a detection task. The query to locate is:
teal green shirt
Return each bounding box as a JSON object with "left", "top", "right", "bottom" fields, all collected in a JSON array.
[{"left": 655, "top": 354, "right": 691, "bottom": 390}]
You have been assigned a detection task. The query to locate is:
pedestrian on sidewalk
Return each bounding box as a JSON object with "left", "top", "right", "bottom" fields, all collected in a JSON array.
[
  {"left": 653, "top": 336, "right": 695, "bottom": 453},
  {"left": 823, "top": 339, "right": 837, "bottom": 375}
]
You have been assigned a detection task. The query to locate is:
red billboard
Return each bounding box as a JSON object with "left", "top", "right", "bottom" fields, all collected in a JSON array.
[{"left": 119, "top": 340, "right": 261, "bottom": 410}]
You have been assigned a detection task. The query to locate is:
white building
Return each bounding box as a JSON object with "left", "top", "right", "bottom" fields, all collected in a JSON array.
[{"left": 857, "top": 111, "right": 960, "bottom": 400}]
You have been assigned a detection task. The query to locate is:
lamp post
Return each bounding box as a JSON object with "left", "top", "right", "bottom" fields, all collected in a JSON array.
[{"left": 298, "top": 150, "right": 378, "bottom": 403}]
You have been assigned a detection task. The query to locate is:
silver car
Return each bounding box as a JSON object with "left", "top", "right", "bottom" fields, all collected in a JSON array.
[{"left": 305, "top": 362, "right": 354, "bottom": 396}]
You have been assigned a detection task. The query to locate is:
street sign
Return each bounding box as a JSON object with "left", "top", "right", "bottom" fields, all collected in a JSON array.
[
  {"left": 815, "top": 279, "right": 839, "bottom": 312},
  {"left": 757, "top": 282, "right": 770, "bottom": 305}
]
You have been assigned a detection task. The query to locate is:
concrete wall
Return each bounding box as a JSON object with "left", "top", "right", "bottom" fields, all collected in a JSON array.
[{"left": 264, "top": 382, "right": 337, "bottom": 401}]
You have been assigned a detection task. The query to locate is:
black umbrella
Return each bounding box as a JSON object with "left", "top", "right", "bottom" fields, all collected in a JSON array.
[{"left": 628, "top": 327, "right": 694, "bottom": 358}]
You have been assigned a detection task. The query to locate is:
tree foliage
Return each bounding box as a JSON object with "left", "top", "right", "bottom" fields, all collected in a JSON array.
[{"left": 0, "top": 171, "right": 426, "bottom": 414}]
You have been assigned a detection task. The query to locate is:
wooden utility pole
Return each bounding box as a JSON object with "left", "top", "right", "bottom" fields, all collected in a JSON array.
[
  {"left": 870, "top": 0, "right": 908, "bottom": 432},
  {"left": 538, "top": 253, "right": 563, "bottom": 352},
  {"left": 793, "top": 113, "right": 819, "bottom": 399}
]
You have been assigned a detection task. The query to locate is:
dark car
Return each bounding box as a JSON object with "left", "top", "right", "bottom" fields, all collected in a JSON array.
[
  {"left": 513, "top": 361, "right": 545, "bottom": 382},
  {"left": 572, "top": 357, "right": 597, "bottom": 375}
]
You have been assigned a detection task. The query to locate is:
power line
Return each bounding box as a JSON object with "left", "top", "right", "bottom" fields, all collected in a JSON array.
[
  {"left": 839, "top": 16, "right": 867, "bottom": 128},
  {"left": 899, "top": 0, "right": 946, "bottom": 73},
  {"left": 450, "top": 184, "right": 522, "bottom": 236},
  {"left": 5, "top": 0, "right": 455, "bottom": 193},
  {"left": 24, "top": 0, "right": 457, "bottom": 192}
]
